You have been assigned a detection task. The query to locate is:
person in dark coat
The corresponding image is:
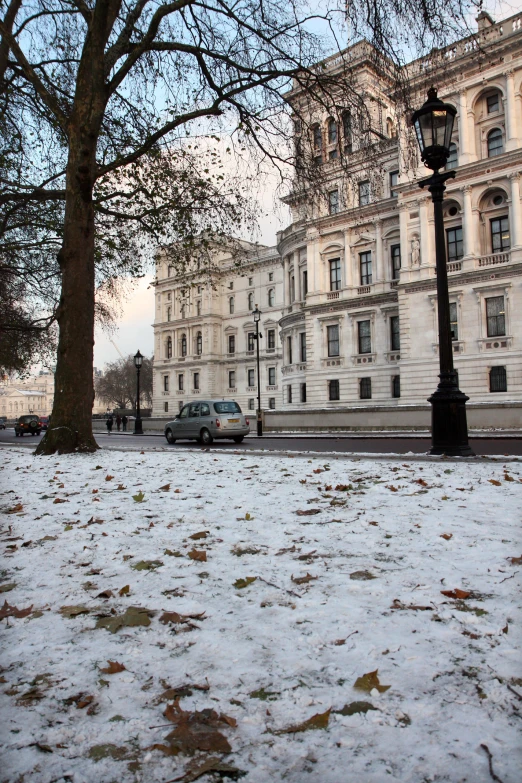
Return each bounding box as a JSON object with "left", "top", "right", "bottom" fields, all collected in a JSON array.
[
  {"left": 106, "top": 416, "right": 113, "bottom": 435},
  {"left": 122, "top": 415, "right": 128, "bottom": 432},
  {"left": 116, "top": 414, "right": 121, "bottom": 431}
]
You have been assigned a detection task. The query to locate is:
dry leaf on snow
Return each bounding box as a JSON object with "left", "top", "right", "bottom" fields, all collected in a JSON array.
[
  {"left": 440, "top": 533, "right": 453, "bottom": 540},
  {"left": 189, "top": 531, "right": 208, "bottom": 540},
  {"left": 0, "top": 601, "right": 33, "bottom": 619},
  {"left": 150, "top": 703, "right": 234, "bottom": 756},
  {"left": 60, "top": 605, "right": 90, "bottom": 618},
  {"left": 275, "top": 708, "right": 331, "bottom": 734},
  {"left": 96, "top": 606, "right": 152, "bottom": 633},
  {"left": 160, "top": 611, "right": 206, "bottom": 625},
  {"left": 488, "top": 479, "right": 502, "bottom": 486},
  {"left": 233, "top": 577, "right": 256, "bottom": 589},
  {"left": 188, "top": 549, "right": 207, "bottom": 562},
  {"left": 100, "top": 660, "right": 126, "bottom": 674},
  {"left": 295, "top": 509, "right": 322, "bottom": 516},
  {"left": 440, "top": 589, "right": 471, "bottom": 599},
  {"left": 291, "top": 573, "right": 317, "bottom": 585},
  {"left": 353, "top": 670, "right": 390, "bottom": 694}
]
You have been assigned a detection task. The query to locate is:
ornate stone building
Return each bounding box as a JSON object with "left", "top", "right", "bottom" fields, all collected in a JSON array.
[{"left": 153, "top": 11, "right": 522, "bottom": 421}]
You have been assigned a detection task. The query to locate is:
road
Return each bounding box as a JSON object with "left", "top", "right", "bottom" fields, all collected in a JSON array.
[{"left": 1, "top": 427, "right": 521, "bottom": 456}]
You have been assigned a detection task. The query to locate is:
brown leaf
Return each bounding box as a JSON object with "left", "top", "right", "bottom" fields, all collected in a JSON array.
[
  {"left": 171, "top": 756, "right": 244, "bottom": 783},
  {"left": 96, "top": 590, "right": 113, "bottom": 599},
  {"left": 488, "top": 479, "right": 502, "bottom": 486},
  {"left": 353, "top": 669, "right": 391, "bottom": 694},
  {"left": 386, "top": 485, "right": 398, "bottom": 492},
  {"left": 312, "top": 469, "right": 324, "bottom": 474},
  {"left": 116, "top": 484, "right": 126, "bottom": 490},
  {"left": 105, "top": 475, "right": 114, "bottom": 481},
  {"left": 60, "top": 605, "right": 90, "bottom": 618},
  {"left": 0, "top": 601, "right": 33, "bottom": 619},
  {"left": 276, "top": 708, "right": 331, "bottom": 734},
  {"left": 6, "top": 503, "right": 23, "bottom": 514},
  {"left": 508, "top": 555, "right": 522, "bottom": 565},
  {"left": 119, "top": 585, "right": 130, "bottom": 596},
  {"left": 291, "top": 572, "right": 318, "bottom": 585},
  {"left": 158, "top": 483, "right": 171, "bottom": 491},
  {"left": 415, "top": 478, "right": 428, "bottom": 487},
  {"left": 100, "top": 660, "right": 126, "bottom": 674},
  {"left": 504, "top": 473, "right": 514, "bottom": 482},
  {"left": 53, "top": 498, "right": 67, "bottom": 504},
  {"left": 65, "top": 692, "right": 95, "bottom": 709},
  {"left": 441, "top": 589, "right": 471, "bottom": 599},
  {"left": 154, "top": 705, "right": 233, "bottom": 756},
  {"left": 295, "top": 508, "right": 322, "bottom": 516},
  {"left": 189, "top": 531, "right": 208, "bottom": 540},
  {"left": 188, "top": 549, "right": 207, "bottom": 562},
  {"left": 160, "top": 611, "right": 206, "bottom": 625},
  {"left": 440, "top": 533, "right": 453, "bottom": 540}
]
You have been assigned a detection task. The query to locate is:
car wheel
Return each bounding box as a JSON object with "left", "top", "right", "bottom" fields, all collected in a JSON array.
[
  {"left": 165, "top": 429, "right": 176, "bottom": 444},
  {"left": 233, "top": 436, "right": 244, "bottom": 443},
  {"left": 200, "top": 428, "right": 213, "bottom": 445}
]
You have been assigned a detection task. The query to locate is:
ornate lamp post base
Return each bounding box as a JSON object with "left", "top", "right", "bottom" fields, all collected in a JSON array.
[{"left": 429, "top": 371, "right": 474, "bottom": 456}]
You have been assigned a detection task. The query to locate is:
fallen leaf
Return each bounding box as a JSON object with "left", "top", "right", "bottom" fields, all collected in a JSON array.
[
  {"left": 350, "top": 570, "right": 376, "bottom": 581},
  {"left": 131, "top": 560, "right": 163, "bottom": 571},
  {"left": 188, "top": 549, "right": 207, "bottom": 562},
  {"left": 53, "top": 498, "right": 67, "bottom": 504},
  {"left": 60, "top": 605, "right": 90, "bottom": 618},
  {"left": 488, "top": 479, "right": 501, "bottom": 486},
  {"left": 158, "top": 483, "right": 171, "bottom": 491},
  {"left": 276, "top": 708, "right": 331, "bottom": 734},
  {"left": 334, "top": 701, "right": 377, "bottom": 716},
  {"left": 165, "top": 549, "right": 183, "bottom": 557},
  {"left": 96, "top": 590, "right": 113, "bottom": 599},
  {"left": 119, "top": 585, "right": 130, "bottom": 596},
  {"left": 233, "top": 577, "right": 256, "bottom": 589},
  {"left": 100, "top": 660, "right": 126, "bottom": 674},
  {"left": 6, "top": 503, "right": 23, "bottom": 514},
  {"left": 508, "top": 555, "right": 522, "bottom": 565},
  {"left": 155, "top": 683, "right": 210, "bottom": 702},
  {"left": 116, "top": 484, "right": 126, "bottom": 490},
  {"left": 440, "top": 589, "right": 471, "bottom": 599},
  {"left": 440, "top": 533, "right": 453, "bottom": 540},
  {"left": 66, "top": 692, "right": 95, "bottom": 709},
  {"left": 415, "top": 478, "right": 429, "bottom": 487},
  {"left": 335, "top": 484, "right": 353, "bottom": 492},
  {"left": 353, "top": 670, "right": 390, "bottom": 694},
  {"left": 96, "top": 606, "right": 152, "bottom": 633},
  {"left": 249, "top": 687, "right": 279, "bottom": 701},
  {"left": 152, "top": 705, "right": 233, "bottom": 756},
  {"left": 391, "top": 599, "right": 433, "bottom": 611},
  {"left": 0, "top": 601, "right": 33, "bottom": 619},
  {"left": 189, "top": 531, "right": 208, "bottom": 540},
  {"left": 105, "top": 475, "right": 114, "bottom": 481},
  {"left": 173, "top": 756, "right": 245, "bottom": 783},
  {"left": 160, "top": 611, "right": 206, "bottom": 625},
  {"left": 295, "top": 508, "right": 322, "bottom": 516},
  {"left": 291, "top": 573, "right": 317, "bottom": 585},
  {"left": 0, "top": 583, "right": 17, "bottom": 593},
  {"left": 132, "top": 491, "right": 145, "bottom": 503},
  {"left": 88, "top": 744, "right": 131, "bottom": 761},
  {"left": 504, "top": 473, "right": 514, "bottom": 482}
]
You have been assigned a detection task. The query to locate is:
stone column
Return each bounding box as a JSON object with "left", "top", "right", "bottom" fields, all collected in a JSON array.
[
  {"left": 458, "top": 90, "right": 471, "bottom": 165},
  {"left": 462, "top": 185, "right": 475, "bottom": 257},
  {"left": 419, "top": 197, "right": 431, "bottom": 266},
  {"left": 505, "top": 71, "right": 518, "bottom": 152},
  {"left": 283, "top": 255, "right": 290, "bottom": 306},
  {"left": 295, "top": 255, "right": 302, "bottom": 302},
  {"left": 374, "top": 220, "right": 383, "bottom": 282},
  {"left": 343, "top": 229, "right": 353, "bottom": 288},
  {"left": 509, "top": 173, "right": 522, "bottom": 248},
  {"left": 399, "top": 204, "right": 409, "bottom": 268}
]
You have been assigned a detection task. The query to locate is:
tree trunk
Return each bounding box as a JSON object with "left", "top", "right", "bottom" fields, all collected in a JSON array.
[{"left": 36, "top": 133, "right": 99, "bottom": 454}]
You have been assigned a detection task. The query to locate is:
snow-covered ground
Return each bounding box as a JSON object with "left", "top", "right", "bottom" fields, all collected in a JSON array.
[{"left": 1, "top": 447, "right": 521, "bottom": 783}]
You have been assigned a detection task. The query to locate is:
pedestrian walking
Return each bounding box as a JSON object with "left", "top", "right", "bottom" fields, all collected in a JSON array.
[
  {"left": 116, "top": 415, "right": 121, "bottom": 432},
  {"left": 122, "top": 415, "right": 128, "bottom": 432},
  {"left": 106, "top": 416, "right": 113, "bottom": 435}
]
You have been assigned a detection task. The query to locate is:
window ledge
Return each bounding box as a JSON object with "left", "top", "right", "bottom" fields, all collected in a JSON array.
[
  {"left": 352, "top": 353, "right": 376, "bottom": 366},
  {"left": 432, "top": 341, "right": 465, "bottom": 355},
  {"left": 322, "top": 357, "right": 343, "bottom": 368},
  {"left": 357, "top": 285, "right": 373, "bottom": 295},
  {"left": 384, "top": 351, "right": 401, "bottom": 362},
  {"left": 478, "top": 336, "right": 512, "bottom": 351}
]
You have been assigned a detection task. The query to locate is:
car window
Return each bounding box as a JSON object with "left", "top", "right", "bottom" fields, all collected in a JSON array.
[
  {"left": 179, "top": 405, "right": 190, "bottom": 419},
  {"left": 20, "top": 415, "right": 37, "bottom": 422},
  {"left": 200, "top": 403, "right": 210, "bottom": 416},
  {"left": 214, "top": 401, "right": 241, "bottom": 414},
  {"left": 189, "top": 404, "right": 200, "bottom": 418}
]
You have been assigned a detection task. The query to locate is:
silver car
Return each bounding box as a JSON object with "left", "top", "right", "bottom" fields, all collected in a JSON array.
[{"left": 164, "top": 400, "right": 250, "bottom": 445}]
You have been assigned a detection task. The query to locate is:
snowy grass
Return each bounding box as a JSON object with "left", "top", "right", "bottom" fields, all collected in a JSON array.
[{"left": 1, "top": 447, "right": 521, "bottom": 783}]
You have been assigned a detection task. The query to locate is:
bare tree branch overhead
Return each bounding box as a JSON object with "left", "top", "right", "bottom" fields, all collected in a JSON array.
[{"left": 0, "top": 0, "right": 478, "bottom": 454}]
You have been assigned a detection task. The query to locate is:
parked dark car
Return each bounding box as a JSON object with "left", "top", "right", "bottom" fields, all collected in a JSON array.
[
  {"left": 0, "top": 416, "right": 6, "bottom": 430},
  {"left": 40, "top": 416, "right": 50, "bottom": 430},
  {"left": 14, "top": 415, "right": 42, "bottom": 436}
]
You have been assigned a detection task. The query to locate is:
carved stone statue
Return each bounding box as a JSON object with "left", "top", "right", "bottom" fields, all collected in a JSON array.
[{"left": 411, "top": 237, "right": 421, "bottom": 266}]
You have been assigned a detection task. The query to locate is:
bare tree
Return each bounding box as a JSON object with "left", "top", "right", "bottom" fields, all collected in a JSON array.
[
  {"left": 0, "top": 0, "right": 476, "bottom": 454},
  {"left": 95, "top": 354, "right": 152, "bottom": 410}
]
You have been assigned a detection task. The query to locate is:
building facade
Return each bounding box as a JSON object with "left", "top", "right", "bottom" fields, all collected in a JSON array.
[{"left": 153, "top": 11, "right": 522, "bottom": 420}]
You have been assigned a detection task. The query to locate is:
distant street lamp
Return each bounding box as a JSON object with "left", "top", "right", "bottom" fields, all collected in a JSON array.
[
  {"left": 134, "top": 349, "right": 144, "bottom": 435},
  {"left": 412, "top": 87, "right": 473, "bottom": 456},
  {"left": 252, "top": 305, "right": 263, "bottom": 437}
]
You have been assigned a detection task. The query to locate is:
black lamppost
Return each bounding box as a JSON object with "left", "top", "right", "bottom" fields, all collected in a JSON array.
[
  {"left": 412, "top": 87, "right": 473, "bottom": 456},
  {"left": 252, "top": 305, "right": 263, "bottom": 436},
  {"left": 134, "top": 349, "right": 143, "bottom": 435}
]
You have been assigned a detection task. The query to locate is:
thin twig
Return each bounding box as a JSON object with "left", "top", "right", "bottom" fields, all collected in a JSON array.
[
  {"left": 257, "top": 576, "right": 300, "bottom": 599},
  {"left": 499, "top": 571, "right": 518, "bottom": 584},
  {"left": 480, "top": 744, "right": 505, "bottom": 783},
  {"left": 507, "top": 683, "right": 522, "bottom": 700}
]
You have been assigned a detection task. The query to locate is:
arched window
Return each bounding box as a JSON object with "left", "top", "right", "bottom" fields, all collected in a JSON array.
[
  {"left": 342, "top": 111, "right": 352, "bottom": 152},
  {"left": 166, "top": 336, "right": 172, "bottom": 358},
  {"left": 196, "top": 331, "right": 202, "bottom": 355},
  {"left": 268, "top": 288, "right": 275, "bottom": 307},
  {"left": 445, "top": 143, "right": 458, "bottom": 170},
  {"left": 487, "top": 128, "right": 503, "bottom": 157},
  {"left": 248, "top": 292, "right": 254, "bottom": 311},
  {"left": 181, "top": 334, "right": 187, "bottom": 357},
  {"left": 180, "top": 304, "right": 186, "bottom": 319},
  {"left": 386, "top": 118, "right": 396, "bottom": 138},
  {"left": 167, "top": 306, "right": 171, "bottom": 322},
  {"left": 327, "top": 118, "right": 337, "bottom": 144},
  {"left": 229, "top": 296, "right": 234, "bottom": 314}
]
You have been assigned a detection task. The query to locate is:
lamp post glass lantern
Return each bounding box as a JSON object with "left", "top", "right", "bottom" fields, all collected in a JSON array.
[
  {"left": 133, "top": 349, "right": 143, "bottom": 435},
  {"left": 412, "top": 88, "right": 473, "bottom": 456},
  {"left": 252, "top": 305, "right": 263, "bottom": 436}
]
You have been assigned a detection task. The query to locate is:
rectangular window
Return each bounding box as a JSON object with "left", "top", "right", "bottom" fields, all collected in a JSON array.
[
  {"left": 358, "top": 180, "right": 370, "bottom": 206},
  {"left": 248, "top": 398, "right": 255, "bottom": 410},
  {"left": 446, "top": 226, "right": 463, "bottom": 261},
  {"left": 359, "top": 251, "right": 372, "bottom": 285},
  {"left": 167, "top": 307, "right": 171, "bottom": 322},
  {"left": 389, "top": 170, "right": 399, "bottom": 198},
  {"left": 248, "top": 277, "right": 254, "bottom": 286},
  {"left": 328, "top": 379, "right": 340, "bottom": 401},
  {"left": 490, "top": 217, "right": 510, "bottom": 252},
  {"left": 163, "top": 375, "right": 169, "bottom": 392},
  {"left": 392, "top": 375, "right": 400, "bottom": 398},
  {"left": 360, "top": 377, "right": 372, "bottom": 399},
  {"left": 391, "top": 244, "right": 401, "bottom": 280},
  {"left": 193, "top": 372, "right": 199, "bottom": 390},
  {"left": 329, "top": 149, "right": 338, "bottom": 160},
  {"left": 327, "top": 324, "right": 340, "bottom": 357},
  {"left": 487, "top": 93, "right": 499, "bottom": 113},
  {"left": 490, "top": 366, "right": 507, "bottom": 392},
  {"left": 486, "top": 296, "right": 506, "bottom": 337},
  {"left": 196, "top": 300, "right": 201, "bottom": 316},
  {"left": 300, "top": 383, "right": 307, "bottom": 403},
  {"left": 329, "top": 257, "right": 341, "bottom": 291},
  {"left": 269, "top": 397, "right": 276, "bottom": 409},
  {"left": 287, "top": 336, "right": 293, "bottom": 364},
  {"left": 228, "top": 370, "right": 236, "bottom": 389},
  {"left": 178, "top": 374, "right": 184, "bottom": 391},
  {"left": 248, "top": 332, "right": 255, "bottom": 351},
  {"left": 287, "top": 385, "right": 292, "bottom": 404},
  {"left": 328, "top": 189, "right": 339, "bottom": 215},
  {"left": 268, "top": 272, "right": 274, "bottom": 282},
  {"left": 268, "top": 367, "right": 276, "bottom": 386},
  {"left": 302, "top": 270, "right": 308, "bottom": 296},
  {"left": 167, "top": 293, "right": 171, "bottom": 300},
  {"left": 248, "top": 368, "right": 255, "bottom": 387},
  {"left": 228, "top": 335, "right": 235, "bottom": 354},
  {"left": 164, "top": 402, "right": 169, "bottom": 412},
  {"left": 449, "top": 302, "right": 458, "bottom": 341},
  {"left": 390, "top": 316, "right": 400, "bottom": 350},
  {"left": 300, "top": 332, "right": 307, "bottom": 362},
  {"left": 358, "top": 320, "right": 371, "bottom": 354},
  {"left": 267, "top": 329, "right": 275, "bottom": 349},
  {"left": 313, "top": 125, "right": 322, "bottom": 149}
]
